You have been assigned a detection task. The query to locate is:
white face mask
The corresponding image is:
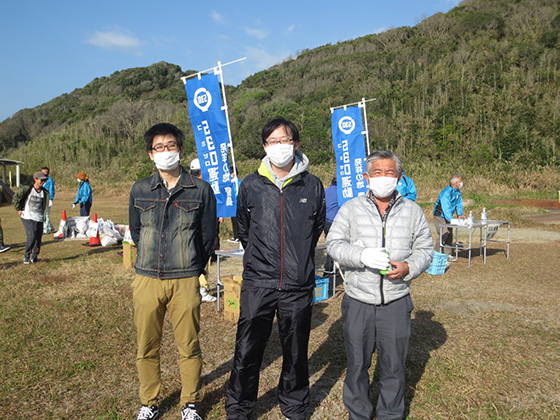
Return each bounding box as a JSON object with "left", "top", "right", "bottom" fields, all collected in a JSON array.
[
  {"left": 266, "top": 143, "right": 294, "bottom": 168},
  {"left": 367, "top": 176, "right": 398, "bottom": 198},
  {"left": 458, "top": 181, "right": 464, "bottom": 189},
  {"left": 152, "top": 151, "right": 180, "bottom": 171}
]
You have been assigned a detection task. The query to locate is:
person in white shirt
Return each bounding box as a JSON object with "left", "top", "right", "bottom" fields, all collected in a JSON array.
[{"left": 13, "top": 171, "right": 50, "bottom": 264}]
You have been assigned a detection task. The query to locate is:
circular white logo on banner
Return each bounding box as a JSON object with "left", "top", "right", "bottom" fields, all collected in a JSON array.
[
  {"left": 194, "top": 87, "right": 212, "bottom": 112},
  {"left": 339, "top": 116, "right": 355, "bottom": 135}
]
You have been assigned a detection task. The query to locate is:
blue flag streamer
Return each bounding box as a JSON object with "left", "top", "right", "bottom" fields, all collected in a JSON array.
[
  {"left": 185, "top": 73, "right": 236, "bottom": 217},
  {"left": 331, "top": 106, "right": 368, "bottom": 206}
]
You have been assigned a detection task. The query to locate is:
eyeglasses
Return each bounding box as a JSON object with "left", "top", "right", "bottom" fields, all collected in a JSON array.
[
  {"left": 265, "top": 137, "right": 294, "bottom": 146},
  {"left": 152, "top": 142, "right": 179, "bottom": 152}
]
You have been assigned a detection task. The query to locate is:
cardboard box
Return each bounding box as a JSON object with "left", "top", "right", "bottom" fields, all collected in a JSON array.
[
  {"left": 222, "top": 275, "right": 243, "bottom": 322},
  {"left": 122, "top": 243, "right": 137, "bottom": 269}
]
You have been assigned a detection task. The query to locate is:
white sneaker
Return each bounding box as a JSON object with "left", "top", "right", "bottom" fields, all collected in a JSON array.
[
  {"left": 136, "top": 405, "right": 159, "bottom": 420},
  {"left": 200, "top": 287, "right": 217, "bottom": 302},
  {"left": 181, "top": 404, "right": 202, "bottom": 420}
]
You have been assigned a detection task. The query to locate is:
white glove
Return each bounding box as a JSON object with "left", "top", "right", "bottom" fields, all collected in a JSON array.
[
  {"left": 360, "top": 247, "right": 390, "bottom": 270},
  {"left": 49, "top": 200, "right": 53, "bottom": 207},
  {"left": 72, "top": 203, "right": 76, "bottom": 208}
]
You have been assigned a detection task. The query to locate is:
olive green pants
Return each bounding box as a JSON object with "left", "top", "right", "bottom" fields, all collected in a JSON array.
[{"left": 132, "top": 274, "right": 202, "bottom": 407}]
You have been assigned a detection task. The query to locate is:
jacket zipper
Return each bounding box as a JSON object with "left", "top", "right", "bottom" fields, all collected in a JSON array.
[
  {"left": 380, "top": 213, "right": 387, "bottom": 305},
  {"left": 279, "top": 190, "right": 284, "bottom": 289}
]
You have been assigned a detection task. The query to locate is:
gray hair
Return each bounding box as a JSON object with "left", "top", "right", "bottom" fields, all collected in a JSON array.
[
  {"left": 450, "top": 173, "right": 462, "bottom": 185},
  {"left": 365, "top": 151, "right": 403, "bottom": 175}
]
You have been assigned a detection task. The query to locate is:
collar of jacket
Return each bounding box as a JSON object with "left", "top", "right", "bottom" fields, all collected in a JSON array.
[
  {"left": 366, "top": 189, "right": 400, "bottom": 209},
  {"left": 150, "top": 166, "right": 195, "bottom": 191},
  {"left": 257, "top": 161, "right": 298, "bottom": 188}
]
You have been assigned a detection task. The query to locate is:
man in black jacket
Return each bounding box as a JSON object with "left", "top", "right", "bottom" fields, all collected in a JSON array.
[{"left": 226, "top": 117, "right": 326, "bottom": 420}]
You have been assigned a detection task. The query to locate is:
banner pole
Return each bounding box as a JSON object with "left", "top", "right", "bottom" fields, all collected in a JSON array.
[
  {"left": 215, "top": 62, "right": 239, "bottom": 193},
  {"left": 360, "top": 97, "right": 371, "bottom": 156},
  {"left": 180, "top": 57, "right": 247, "bottom": 84}
]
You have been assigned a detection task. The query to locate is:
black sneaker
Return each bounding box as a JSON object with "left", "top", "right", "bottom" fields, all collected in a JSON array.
[
  {"left": 181, "top": 404, "right": 202, "bottom": 420},
  {"left": 23, "top": 256, "right": 30, "bottom": 264},
  {"left": 0, "top": 245, "right": 10, "bottom": 253},
  {"left": 31, "top": 257, "right": 38, "bottom": 264},
  {"left": 136, "top": 405, "right": 159, "bottom": 420}
]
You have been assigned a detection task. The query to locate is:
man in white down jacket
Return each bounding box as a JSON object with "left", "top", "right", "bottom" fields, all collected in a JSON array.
[{"left": 326, "top": 150, "right": 433, "bottom": 420}]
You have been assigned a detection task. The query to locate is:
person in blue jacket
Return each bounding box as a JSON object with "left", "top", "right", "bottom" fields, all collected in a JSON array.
[
  {"left": 433, "top": 173, "right": 465, "bottom": 254},
  {"left": 396, "top": 171, "right": 417, "bottom": 201},
  {"left": 73, "top": 172, "right": 93, "bottom": 217},
  {"left": 323, "top": 175, "right": 339, "bottom": 272},
  {"left": 41, "top": 167, "right": 55, "bottom": 234}
]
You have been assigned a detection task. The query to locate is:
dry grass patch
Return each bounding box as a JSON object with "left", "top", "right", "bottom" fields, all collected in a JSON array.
[{"left": 1, "top": 186, "right": 560, "bottom": 419}]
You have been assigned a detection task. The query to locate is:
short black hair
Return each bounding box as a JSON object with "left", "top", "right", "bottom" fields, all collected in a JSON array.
[
  {"left": 261, "top": 117, "right": 300, "bottom": 145},
  {"left": 41, "top": 167, "right": 50, "bottom": 172},
  {"left": 144, "top": 123, "right": 185, "bottom": 152}
]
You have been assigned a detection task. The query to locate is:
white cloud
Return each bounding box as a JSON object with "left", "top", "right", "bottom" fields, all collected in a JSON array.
[
  {"left": 85, "top": 30, "right": 142, "bottom": 54},
  {"left": 211, "top": 10, "right": 226, "bottom": 24},
  {"left": 244, "top": 46, "right": 290, "bottom": 70},
  {"left": 287, "top": 24, "right": 296, "bottom": 34},
  {"left": 373, "top": 26, "right": 390, "bottom": 34},
  {"left": 245, "top": 26, "right": 267, "bottom": 39}
]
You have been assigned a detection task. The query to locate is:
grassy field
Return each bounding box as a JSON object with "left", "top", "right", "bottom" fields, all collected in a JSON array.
[{"left": 1, "top": 185, "right": 559, "bottom": 420}]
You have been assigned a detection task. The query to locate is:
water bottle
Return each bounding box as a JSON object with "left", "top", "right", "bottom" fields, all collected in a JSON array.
[
  {"left": 467, "top": 211, "right": 474, "bottom": 225},
  {"left": 380, "top": 250, "right": 392, "bottom": 275},
  {"left": 481, "top": 208, "right": 487, "bottom": 224}
]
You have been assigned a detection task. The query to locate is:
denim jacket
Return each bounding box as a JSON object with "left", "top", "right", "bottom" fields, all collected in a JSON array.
[{"left": 128, "top": 166, "right": 217, "bottom": 279}]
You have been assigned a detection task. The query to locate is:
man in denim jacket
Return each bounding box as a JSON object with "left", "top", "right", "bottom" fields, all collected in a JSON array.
[{"left": 129, "top": 123, "right": 217, "bottom": 420}]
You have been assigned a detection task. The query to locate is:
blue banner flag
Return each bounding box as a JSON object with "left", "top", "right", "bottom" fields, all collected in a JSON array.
[
  {"left": 331, "top": 106, "right": 368, "bottom": 206},
  {"left": 185, "top": 73, "right": 236, "bottom": 217}
]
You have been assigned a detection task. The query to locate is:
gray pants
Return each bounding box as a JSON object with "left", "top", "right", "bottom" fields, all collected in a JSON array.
[
  {"left": 433, "top": 215, "right": 452, "bottom": 254},
  {"left": 342, "top": 294, "right": 413, "bottom": 420},
  {"left": 22, "top": 218, "right": 43, "bottom": 260}
]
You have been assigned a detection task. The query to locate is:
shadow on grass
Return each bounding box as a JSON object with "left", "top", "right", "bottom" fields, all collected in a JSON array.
[
  {"left": 0, "top": 239, "right": 120, "bottom": 269},
  {"left": 366, "top": 310, "right": 447, "bottom": 419}
]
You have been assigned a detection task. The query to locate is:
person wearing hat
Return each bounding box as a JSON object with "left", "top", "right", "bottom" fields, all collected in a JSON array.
[
  {"left": 13, "top": 171, "right": 50, "bottom": 264},
  {"left": 73, "top": 172, "right": 93, "bottom": 216}
]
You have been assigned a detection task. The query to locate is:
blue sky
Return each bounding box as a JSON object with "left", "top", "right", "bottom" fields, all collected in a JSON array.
[{"left": 0, "top": 0, "right": 461, "bottom": 122}]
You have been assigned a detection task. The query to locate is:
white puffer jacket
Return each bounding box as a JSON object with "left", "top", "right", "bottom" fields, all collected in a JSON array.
[{"left": 326, "top": 191, "right": 433, "bottom": 305}]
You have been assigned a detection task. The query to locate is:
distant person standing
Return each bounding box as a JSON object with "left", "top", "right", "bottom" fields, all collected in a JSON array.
[
  {"left": 433, "top": 173, "right": 465, "bottom": 255},
  {"left": 396, "top": 170, "right": 417, "bottom": 201},
  {"left": 41, "top": 167, "right": 55, "bottom": 234},
  {"left": 73, "top": 172, "right": 93, "bottom": 216},
  {"left": 13, "top": 171, "right": 50, "bottom": 264},
  {"left": 323, "top": 175, "right": 339, "bottom": 272},
  {"left": 0, "top": 192, "right": 10, "bottom": 253}
]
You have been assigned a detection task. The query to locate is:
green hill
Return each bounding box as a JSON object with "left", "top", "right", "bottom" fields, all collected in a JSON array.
[{"left": 1, "top": 0, "right": 559, "bottom": 185}]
